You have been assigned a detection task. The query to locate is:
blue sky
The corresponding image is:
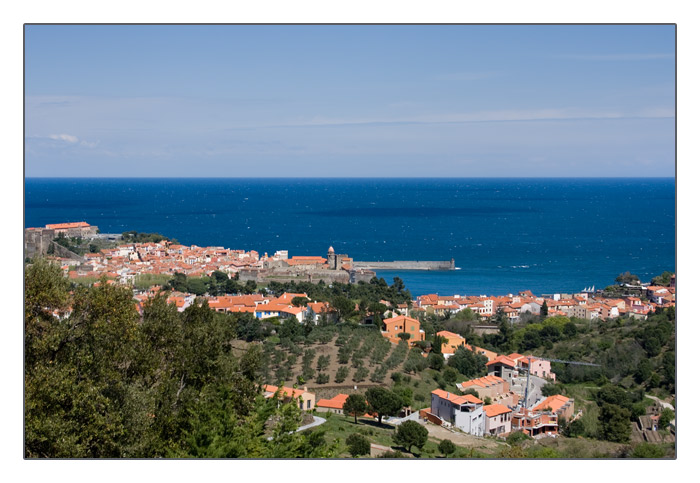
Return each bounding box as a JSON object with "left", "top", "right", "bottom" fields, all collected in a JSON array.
[{"left": 24, "top": 24, "right": 675, "bottom": 177}]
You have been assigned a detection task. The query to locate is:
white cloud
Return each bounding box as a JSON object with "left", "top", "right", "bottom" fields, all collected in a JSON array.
[{"left": 49, "top": 133, "right": 78, "bottom": 143}]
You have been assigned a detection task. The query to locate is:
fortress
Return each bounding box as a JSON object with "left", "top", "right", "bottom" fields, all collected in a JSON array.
[
  {"left": 239, "top": 246, "right": 455, "bottom": 285},
  {"left": 239, "top": 246, "right": 377, "bottom": 285}
]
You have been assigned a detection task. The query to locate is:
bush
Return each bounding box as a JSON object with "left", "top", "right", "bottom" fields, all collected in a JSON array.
[
  {"left": 378, "top": 450, "right": 405, "bottom": 458},
  {"left": 335, "top": 366, "right": 350, "bottom": 383},
  {"left": 316, "top": 373, "right": 329, "bottom": 384},
  {"left": 346, "top": 434, "right": 371, "bottom": 458},
  {"left": 506, "top": 431, "right": 531, "bottom": 446},
  {"left": 438, "top": 439, "right": 456, "bottom": 456},
  {"left": 631, "top": 442, "right": 665, "bottom": 458}
]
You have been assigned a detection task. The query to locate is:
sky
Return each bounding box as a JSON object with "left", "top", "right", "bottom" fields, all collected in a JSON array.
[{"left": 24, "top": 24, "right": 675, "bottom": 177}]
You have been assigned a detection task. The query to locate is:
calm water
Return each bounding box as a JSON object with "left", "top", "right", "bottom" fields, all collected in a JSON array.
[{"left": 24, "top": 178, "right": 675, "bottom": 296}]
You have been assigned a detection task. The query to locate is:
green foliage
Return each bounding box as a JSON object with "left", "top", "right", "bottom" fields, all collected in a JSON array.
[
  {"left": 365, "top": 387, "right": 403, "bottom": 424},
  {"left": 121, "top": 231, "right": 172, "bottom": 244},
  {"left": 447, "top": 346, "right": 487, "bottom": 378},
  {"left": 378, "top": 450, "right": 405, "bottom": 458},
  {"left": 346, "top": 433, "right": 371, "bottom": 457},
  {"left": 658, "top": 408, "right": 674, "bottom": 428},
  {"left": 650, "top": 271, "right": 674, "bottom": 286},
  {"left": 438, "top": 438, "right": 456, "bottom": 456},
  {"left": 335, "top": 366, "right": 350, "bottom": 383},
  {"left": 506, "top": 431, "right": 531, "bottom": 446},
  {"left": 24, "top": 263, "right": 338, "bottom": 458},
  {"left": 392, "top": 420, "right": 428, "bottom": 453},
  {"left": 631, "top": 442, "right": 665, "bottom": 458},
  {"left": 316, "top": 373, "right": 329, "bottom": 384},
  {"left": 428, "top": 353, "right": 444, "bottom": 370},
  {"left": 597, "top": 403, "right": 632, "bottom": 443},
  {"left": 615, "top": 271, "right": 640, "bottom": 285},
  {"left": 343, "top": 394, "right": 368, "bottom": 424}
]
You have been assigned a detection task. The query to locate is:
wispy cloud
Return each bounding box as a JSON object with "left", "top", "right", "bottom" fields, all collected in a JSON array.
[
  {"left": 251, "top": 107, "right": 675, "bottom": 129},
  {"left": 49, "top": 133, "right": 78, "bottom": 143},
  {"left": 552, "top": 53, "right": 674, "bottom": 61}
]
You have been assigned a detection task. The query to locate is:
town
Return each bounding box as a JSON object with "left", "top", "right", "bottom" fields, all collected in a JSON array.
[{"left": 24, "top": 222, "right": 677, "bottom": 458}]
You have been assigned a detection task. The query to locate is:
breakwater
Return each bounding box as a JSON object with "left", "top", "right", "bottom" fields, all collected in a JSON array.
[{"left": 353, "top": 259, "right": 455, "bottom": 271}]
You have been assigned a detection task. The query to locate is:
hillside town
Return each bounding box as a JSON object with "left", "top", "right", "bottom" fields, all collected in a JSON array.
[{"left": 25, "top": 222, "right": 676, "bottom": 447}]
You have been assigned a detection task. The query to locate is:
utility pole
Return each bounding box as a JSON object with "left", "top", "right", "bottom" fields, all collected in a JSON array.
[{"left": 521, "top": 355, "right": 600, "bottom": 409}]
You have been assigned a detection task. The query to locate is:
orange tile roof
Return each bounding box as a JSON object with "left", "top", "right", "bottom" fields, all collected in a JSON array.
[
  {"left": 533, "top": 395, "right": 572, "bottom": 414},
  {"left": 431, "top": 389, "right": 483, "bottom": 405},
  {"left": 316, "top": 394, "right": 349, "bottom": 409},
  {"left": 486, "top": 355, "right": 516, "bottom": 368},
  {"left": 484, "top": 404, "right": 512, "bottom": 417},
  {"left": 262, "top": 384, "right": 309, "bottom": 399},
  {"left": 46, "top": 221, "right": 91, "bottom": 229}
]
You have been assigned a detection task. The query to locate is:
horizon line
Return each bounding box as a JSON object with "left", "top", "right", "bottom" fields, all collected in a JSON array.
[{"left": 24, "top": 176, "right": 676, "bottom": 180}]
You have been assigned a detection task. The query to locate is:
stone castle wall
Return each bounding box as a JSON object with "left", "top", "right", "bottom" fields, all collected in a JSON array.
[{"left": 353, "top": 259, "right": 455, "bottom": 271}]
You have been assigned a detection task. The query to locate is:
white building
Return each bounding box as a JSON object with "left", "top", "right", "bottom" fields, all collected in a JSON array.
[{"left": 430, "top": 389, "right": 484, "bottom": 437}]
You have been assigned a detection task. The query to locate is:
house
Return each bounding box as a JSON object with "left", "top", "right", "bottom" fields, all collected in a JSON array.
[
  {"left": 315, "top": 394, "right": 349, "bottom": 414},
  {"left": 435, "top": 330, "right": 466, "bottom": 355},
  {"left": 262, "top": 384, "right": 315, "bottom": 411},
  {"left": 483, "top": 404, "right": 513, "bottom": 436},
  {"left": 508, "top": 354, "right": 555, "bottom": 381},
  {"left": 381, "top": 315, "right": 425, "bottom": 344},
  {"left": 533, "top": 395, "right": 574, "bottom": 420},
  {"left": 511, "top": 408, "right": 558, "bottom": 438},
  {"left": 430, "top": 389, "right": 484, "bottom": 436},
  {"left": 464, "top": 344, "right": 498, "bottom": 362},
  {"left": 306, "top": 301, "right": 337, "bottom": 324},
  {"left": 486, "top": 355, "right": 518, "bottom": 383},
  {"left": 456, "top": 375, "right": 510, "bottom": 401}
]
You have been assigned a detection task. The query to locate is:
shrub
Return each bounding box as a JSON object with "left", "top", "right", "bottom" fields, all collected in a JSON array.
[
  {"left": 438, "top": 439, "right": 456, "bottom": 456},
  {"left": 346, "top": 434, "right": 371, "bottom": 458}
]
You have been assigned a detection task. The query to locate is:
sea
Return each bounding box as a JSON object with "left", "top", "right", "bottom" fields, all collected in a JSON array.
[{"left": 24, "top": 178, "right": 676, "bottom": 297}]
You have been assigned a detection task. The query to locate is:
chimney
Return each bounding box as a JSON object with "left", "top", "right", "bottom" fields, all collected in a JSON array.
[{"left": 303, "top": 386, "right": 308, "bottom": 392}]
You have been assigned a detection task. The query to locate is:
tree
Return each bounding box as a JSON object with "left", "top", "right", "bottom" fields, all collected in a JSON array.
[
  {"left": 598, "top": 403, "right": 632, "bottom": 443},
  {"left": 447, "top": 346, "right": 487, "bottom": 378},
  {"left": 291, "top": 296, "right": 309, "bottom": 307},
  {"left": 331, "top": 295, "right": 355, "bottom": 321},
  {"left": 343, "top": 394, "right": 368, "bottom": 424},
  {"left": 540, "top": 300, "right": 549, "bottom": 320},
  {"left": 650, "top": 271, "right": 674, "bottom": 287},
  {"left": 438, "top": 439, "right": 456, "bottom": 457},
  {"left": 365, "top": 387, "right": 403, "bottom": 425},
  {"left": 616, "top": 271, "right": 640, "bottom": 285},
  {"left": 393, "top": 421, "right": 428, "bottom": 453},
  {"left": 658, "top": 408, "right": 674, "bottom": 429},
  {"left": 346, "top": 434, "right": 371, "bottom": 458},
  {"left": 428, "top": 353, "right": 444, "bottom": 370},
  {"left": 397, "top": 332, "right": 411, "bottom": 341}
]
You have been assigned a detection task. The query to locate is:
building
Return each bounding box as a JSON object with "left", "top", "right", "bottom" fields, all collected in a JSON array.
[
  {"left": 262, "top": 384, "right": 315, "bottom": 411},
  {"left": 486, "top": 355, "right": 518, "bottom": 383},
  {"left": 456, "top": 375, "right": 510, "bottom": 401},
  {"left": 315, "top": 394, "right": 349, "bottom": 414},
  {"left": 435, "top": 330, "right": 465, "bottom": 355},
  {"left": 430, "top": 389, "right": 484, "bottom": 436},
  {"left": 533, "top": 395, "right": 574, "bottom": 420},
  {"left": 381, "top": 315, "right": 425, "bottom": 344},
  {"left": 511, "top": 408, "right": 558, "bottom": 437},
  {"left": 483, "top": 404, "right": 513, "bottom": 436},
  {"left": 45, "top": 221, "right": 99, "bottom": 237}
]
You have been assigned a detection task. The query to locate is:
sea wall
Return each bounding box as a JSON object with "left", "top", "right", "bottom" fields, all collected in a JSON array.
[{"left": 353, "top": 259, "right": 455, "bottom": 271}]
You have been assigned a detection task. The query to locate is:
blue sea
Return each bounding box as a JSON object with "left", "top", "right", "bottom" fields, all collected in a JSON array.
[{"left": 24, "top": 178, "right": 675, "bottom": 297}]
